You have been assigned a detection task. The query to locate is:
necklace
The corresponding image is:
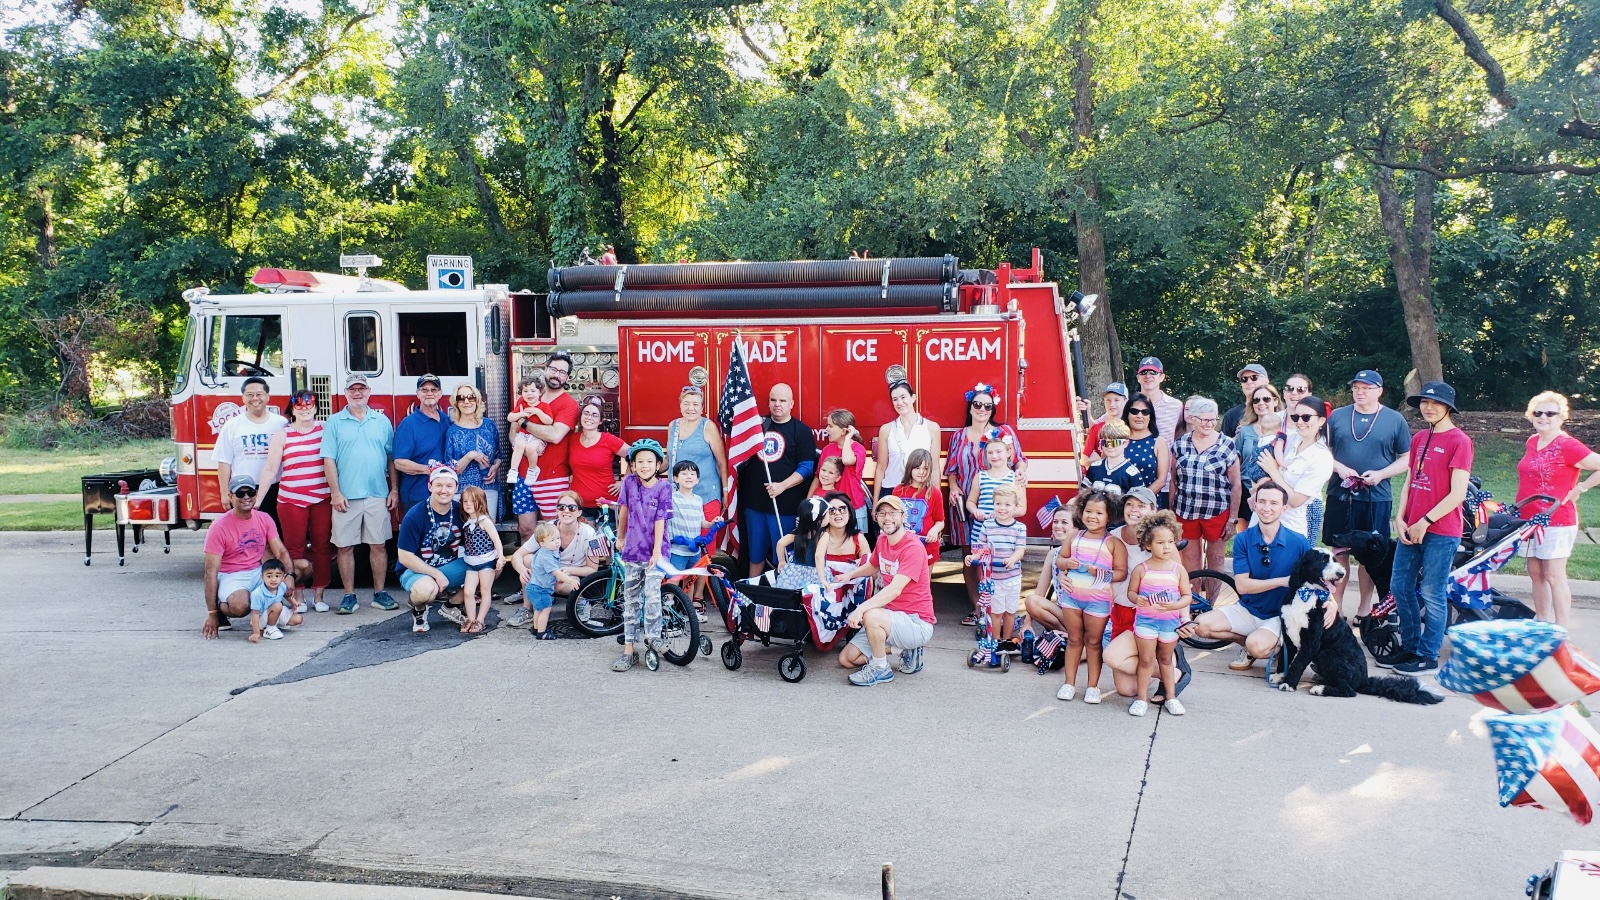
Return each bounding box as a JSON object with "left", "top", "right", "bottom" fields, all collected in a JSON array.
[{"left": 1350, "top": 405, "right": 1379, "bottom": 442}]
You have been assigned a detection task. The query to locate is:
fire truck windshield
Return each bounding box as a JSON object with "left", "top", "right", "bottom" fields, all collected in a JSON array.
[
  {"left": 173, "top": 314, "right": 197, "bottom": 393},
  {"left": 207, "top": 314, "right": 283, "bottom": 378}
]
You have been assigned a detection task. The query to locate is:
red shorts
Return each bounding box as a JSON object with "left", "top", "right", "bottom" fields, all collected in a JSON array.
[
  {"left": 1110, "top": 603, "right": 1136, "bottom": 639},
  {"left": 1180, "top": 511, "right": 1230, "bottom": 542}
]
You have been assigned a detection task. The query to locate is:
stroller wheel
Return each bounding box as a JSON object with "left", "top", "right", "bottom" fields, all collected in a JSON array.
[
  {"left": 645, "top": 648, "right": 661, "bottom": 671},
  {"left": 721, "top": 640, "right": 742, "bottom": 671},
  {"left": 779, "top": 653, "right": 807, "bottom": 683},
  {"left": 699, "top": 635, "right": 713, "bottom": 657},
  {"left": 1000, "top": 655, "right": 1011, "bottom": 673},
  {"left": 967, "top": 650, "right": 979, "bottom": 668}
]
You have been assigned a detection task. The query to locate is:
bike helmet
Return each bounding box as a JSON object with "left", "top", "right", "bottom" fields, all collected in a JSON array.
[{"left": 626, "top": 438, "right": 666, "bottom": 464}]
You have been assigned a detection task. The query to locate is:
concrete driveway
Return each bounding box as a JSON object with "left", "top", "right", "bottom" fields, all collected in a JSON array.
[{"left": 0, "top": 530, "right": 1590, "bottom": 898}]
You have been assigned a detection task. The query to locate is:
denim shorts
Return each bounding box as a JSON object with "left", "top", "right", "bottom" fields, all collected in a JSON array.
[
  {"left": 523, "top": 584, "right": 554, "bottom": 611},
  {"left": 1059, "top": 594, "right": 1113, "bottom": 619}
]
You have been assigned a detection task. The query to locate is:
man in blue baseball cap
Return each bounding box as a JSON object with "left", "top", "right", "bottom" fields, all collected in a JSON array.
[
  {"left": 1221, "top": 363, "right": 1269, "bottom": 438},
  {"left": 1081, "top": 381, "right": 1130, "bottom": 456},
  {"left": 1325, "top": 369, "right": 1413, "bottom": 622}
]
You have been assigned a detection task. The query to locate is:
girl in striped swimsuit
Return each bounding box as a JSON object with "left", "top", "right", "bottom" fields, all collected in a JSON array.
[
  {"left": 1054, "top": 487, "right": 1127, "bottom": 704},
  {"left": 1127, "top": 510, "right": 1192, "bottom": 718}
]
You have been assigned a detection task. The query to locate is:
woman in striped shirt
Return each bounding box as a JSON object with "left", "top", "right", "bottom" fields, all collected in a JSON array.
[{"left": 261, "top": 390, "right": 333, "bottom": 612}]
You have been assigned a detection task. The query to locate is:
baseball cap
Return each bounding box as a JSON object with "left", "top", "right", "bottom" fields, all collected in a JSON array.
[
  {"left": 428, "top": 465, "right": 458, "bottom": 485},
  {"left": 1137, "top": 356, "right": 1164, "bottom": 374},
  {"left": 1237, "top": 363, "right": 1267, "bottom": 379},
  {"left": 1349, "top": 369, "right": 1383, "bottom": 388},
  {"left": 1103, "top": 382, "right": 1128, "bottom": 398},
  {"left": 874, "top": 494, "right": 906, "bottom": 513},
  {"left": 344, "top": 372, "right": 370, "bottom": 388},
  {"left": 1124, "top": 486, "right": 1159, "bottom": 509},
  {"left": 416, "top": 373, "right": 442, "bottom": 389},
  {"left": 228, "top": 473, "right": 259, "bottom": 494},
  {"left": 1407, "top": 381, "right": 1459, "bottom": 413}
]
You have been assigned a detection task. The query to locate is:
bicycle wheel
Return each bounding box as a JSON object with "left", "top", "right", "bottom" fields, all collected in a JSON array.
[
  {"left": 659, "top": 584, "right": 702, "bottom": 666},
  {"left": 1181, "top": 568, "right": 1242, "bottom": 651},
  {"left": 567, "top": 570, "right": 625, "bottom": 637}
]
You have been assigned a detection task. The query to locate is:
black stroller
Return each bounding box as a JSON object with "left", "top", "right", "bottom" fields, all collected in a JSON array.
[
  {"left": 1359, "top": 478, "right": 1553, "bottom": 664},
  {"left": 708, "top": 570, "right": 865, "bottom": 683}
]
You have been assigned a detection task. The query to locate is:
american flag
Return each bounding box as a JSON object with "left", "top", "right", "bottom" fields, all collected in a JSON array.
[
  {"left": 1487, "top": 707, "right": 1600, "bottom": 825},
  {"left": 717, "top": 337, "right": 763, "bottom": 555},
  {"left": 1439, "top": 620, "right": 1600, "bottom": 714},
  {"left": 1035, "top": 495, "right": 1062, "bottom": 529}
]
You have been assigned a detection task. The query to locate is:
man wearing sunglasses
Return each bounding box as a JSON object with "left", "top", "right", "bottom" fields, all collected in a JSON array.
[
  {"left": 1179, "top": 481, "right": 1318, "bottom": 671},
  {"left": 1220, "top": 363, "right": 1269, "bottom": 439},
  {"left": 201, "top": 474, "right": 294, "bottom": 639}
]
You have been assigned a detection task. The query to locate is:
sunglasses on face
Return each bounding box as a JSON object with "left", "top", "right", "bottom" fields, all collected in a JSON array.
[
  {"left": 454, "top": 395, "right": 476, "bottom": 402},
  {"left": 1288, "top": 413, "right": 1315, "bottom": 423},
  {"left": 1533, "top": 410, "right": 1561, "bottom": 418},
  {"left": 826, "top": 505, "right": 850, "bottom": 514},
  {"left": 1100, "top": 438, "right": 1127, "bottom": 447},
  {"left": 1285, "top": 385, "right": 1308, "bottom": 394},
  {"left": 971, "top": 401, "right": 994, "bottom": 411},
  {"left": 555, "top": 503, "right": 580, "bottom": 512},
  {"left": 234, "top": 489, "right": 256, "bottom": 499},
  {"left": 1128, "top": 408, "right": 1151, "bottom": 415},
  {"left": 1252, "top": 396, "right": 1275, "bottom": 405},
  {"left": 1238, "top": 374, "right": 1261, "bottom": 384}
]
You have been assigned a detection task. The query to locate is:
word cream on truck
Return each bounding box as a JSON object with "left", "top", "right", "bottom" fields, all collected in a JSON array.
[
  {"left": 162, "top": 266, "right": 512, "bottom": 524},
  {"left": 518, "top": 250, "right": 1090, "bottom": 537}
]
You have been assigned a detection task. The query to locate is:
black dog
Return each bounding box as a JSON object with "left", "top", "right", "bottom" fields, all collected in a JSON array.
[
  {"left": 1272, "top": 549, "right": 1442, "bottom": 704},
  {"left": 1329, "top": 530, "right": 1395, "bottom": 606}
]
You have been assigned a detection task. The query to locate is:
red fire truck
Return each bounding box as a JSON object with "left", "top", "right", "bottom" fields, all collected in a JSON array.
[{"left": 136, "top": 251, "right": 1090, "bottom": 540}]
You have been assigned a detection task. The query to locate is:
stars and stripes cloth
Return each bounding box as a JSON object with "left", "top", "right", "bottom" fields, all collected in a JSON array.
[
  {"left": 1439, "top": 620, "right": 1600, "bottom": 714},
  {"left": 1487, "top": 707, "right": 1600, "bottom": 824},
  {"left": 717, "top": 338, "right": 763, "bottom": 556},
  {"left": 1035, "top": 496, "right": 1063, "bottom": 529}
]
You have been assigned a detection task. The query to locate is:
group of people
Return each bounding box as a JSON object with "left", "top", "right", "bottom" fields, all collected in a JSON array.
[{"left": 200, "top": 353, "right": 1600, "bottom": 704}]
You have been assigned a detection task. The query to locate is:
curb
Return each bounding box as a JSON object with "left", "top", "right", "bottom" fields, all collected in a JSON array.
[{"left": 4, "top": 866, "right": 556, "bottom": 900}]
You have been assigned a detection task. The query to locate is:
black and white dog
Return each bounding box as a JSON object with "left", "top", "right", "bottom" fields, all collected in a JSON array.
[{"left": 1272, "top": 549, "right": 1443, "bottom": 704}]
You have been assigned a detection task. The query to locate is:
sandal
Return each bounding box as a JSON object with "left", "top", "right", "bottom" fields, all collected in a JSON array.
[{"left": 961, "top": 613, "right": 980, "bottom": 627}]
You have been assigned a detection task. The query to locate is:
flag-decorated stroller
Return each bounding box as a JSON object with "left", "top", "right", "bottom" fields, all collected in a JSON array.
[
  {"left": 966, "top": 546, "right": 1010, "bottom": 672},
  {"left": 1361, "top": 480, "right": 1555, "bottom": 664},
  {"left": 708, "top": 569, "right": 866, "bottom": 683}
]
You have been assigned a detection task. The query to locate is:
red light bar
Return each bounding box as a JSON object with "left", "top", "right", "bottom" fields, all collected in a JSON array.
[{"left": 250, "top": 268, "right": 319, "bottom": 289}]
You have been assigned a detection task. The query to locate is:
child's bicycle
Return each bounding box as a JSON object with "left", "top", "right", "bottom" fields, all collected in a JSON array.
[
  {"left": 665, "top": 521, "right": 728, "bottom": 659},
  {"left": 966, "top": 548, "right": 1009, "bottom": 672},
  {"left": 564, "top": 505, "right": 702, "bottom": 669}
]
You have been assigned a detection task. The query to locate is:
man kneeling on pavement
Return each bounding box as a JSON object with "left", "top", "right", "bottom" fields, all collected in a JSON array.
[
  {"left": 202, "top": 474, "right": 296, "bottom": 638},
  {"left": 396, "top": 465, "right": 472, "bottom": 633},
  {"left": 829, "top": 495, "right": 937, "bottom": 686}
]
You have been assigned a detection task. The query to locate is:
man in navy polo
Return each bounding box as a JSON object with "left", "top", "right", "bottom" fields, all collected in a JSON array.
[
  {"left": 392, "top": 374, "right": 449, "bottom": 520},
  {"left": 1179, "top": 480, "right": 1323, "bottom": 672}
]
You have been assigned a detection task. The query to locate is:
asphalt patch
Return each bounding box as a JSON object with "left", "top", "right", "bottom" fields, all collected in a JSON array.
[{"left": 231, "top": 606, "right": 504, "bottom": 695}]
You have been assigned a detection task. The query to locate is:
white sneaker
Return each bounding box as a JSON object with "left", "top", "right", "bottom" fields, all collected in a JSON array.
[
  {"left": 505, "top": 470, "right": 519, "bottom": 484},
  {"left": 1129, "top": 699, "right": 1149, "bottom": 717},
  {"left": 1083, "top": 687, "right": 1103, "bottom": 705},
  {"left": 1056, "top": 683, "right": 1076, "bottom": 701},
  {"left": 1164, "top": 698, "right": 1186, "bottom": 716},
  {"left": 1229, "top": 648, "right": 1256, "bottom": 671},
  {"left": 313, "top": 600, "right": 330, "bottom": 613},
  {"left": 263, "top": 625, "right": 284, "bottom": 641},
  {"left": 523, "top": 466, "right": 541, "bottom": 487},
  {"left": 295, "top": 601, "right": 308, "bottom": 614}
]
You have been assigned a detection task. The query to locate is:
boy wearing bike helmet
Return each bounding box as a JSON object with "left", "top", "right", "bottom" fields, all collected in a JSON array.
[{"left": 613, "top": 439, "right": 673, "bottom": 671}]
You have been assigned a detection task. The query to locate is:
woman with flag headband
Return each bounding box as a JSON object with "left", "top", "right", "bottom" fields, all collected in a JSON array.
[{"left": 945, "top": 382, "right": 1028, "bottom": 614}]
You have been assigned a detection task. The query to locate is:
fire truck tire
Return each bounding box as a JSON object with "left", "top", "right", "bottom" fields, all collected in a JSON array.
[{"left": 567, "top": 572, "right": 624, "bottom": 638}]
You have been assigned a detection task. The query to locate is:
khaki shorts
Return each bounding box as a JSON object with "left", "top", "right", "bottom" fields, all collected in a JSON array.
[
  {"left": 332, "top": 496, "right": 392, "bottom": 547},
  {"left": 848, "top": 610, "right": 934, "bottom": 658},
  {"left": 1220, "top": 603, "right": 1282, "bottom": 639}
]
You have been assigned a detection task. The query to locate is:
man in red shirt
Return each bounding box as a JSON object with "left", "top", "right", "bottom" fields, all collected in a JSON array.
[
  {"left": 830, "top": 495, "right": 937, "bottom": 685},
  {"left": 509, "top": 352, "right": 581, "bottom": 543},
  {"left": 1387, "top": 381, "right": 1473, "bottom": 675}
]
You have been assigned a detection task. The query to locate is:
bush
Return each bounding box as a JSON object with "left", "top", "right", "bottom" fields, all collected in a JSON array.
[{"left": 0, "top": 400, "right": 168, "bottom": 450}]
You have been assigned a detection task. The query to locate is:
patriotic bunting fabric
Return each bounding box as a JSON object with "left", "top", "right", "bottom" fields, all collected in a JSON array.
[{"left": 1440, "top": 620, "right": 1600, "bottom": 714}]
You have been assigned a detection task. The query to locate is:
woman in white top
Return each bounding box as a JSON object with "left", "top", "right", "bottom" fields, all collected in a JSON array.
[
  {"left": 875, "top": 380, "right": 941, "bottom": 496},
  {"left": 1254, "top": 396, "right": 1335, "bottom": 541}
]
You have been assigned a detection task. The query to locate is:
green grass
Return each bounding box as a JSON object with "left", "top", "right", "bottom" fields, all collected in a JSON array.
[
  {"left": 0, "top": 501, "right": 85, "bottom": 530},
  {"left": 0, "top": 438, "right": 171, "bottom": 495}
]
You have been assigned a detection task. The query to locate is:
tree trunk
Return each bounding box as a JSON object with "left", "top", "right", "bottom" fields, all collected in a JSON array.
[
  {"left": 454, "top": 143, "right": 508, "bottom": 242},
  {"left": 30, "top": 184, "right": 55, "bottom": 270},
  {"left": 1373, "top": 158, "right": 1444, "bottom": 385},
  {"left": 592, "top": 62, "right": 637, "bottom": 263},
  {"left": 1069, "top": 10, "right": 1121, "bottom": 392}
]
